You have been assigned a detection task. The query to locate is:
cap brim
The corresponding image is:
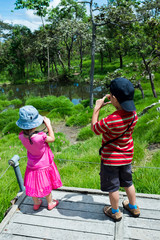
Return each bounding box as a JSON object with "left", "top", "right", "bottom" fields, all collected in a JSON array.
[
  {"left": 120, "top": 100, "right": 136, "bottom": 112},
  {"left": 16, "top": 115, "right": 44, "bottom": 129}
]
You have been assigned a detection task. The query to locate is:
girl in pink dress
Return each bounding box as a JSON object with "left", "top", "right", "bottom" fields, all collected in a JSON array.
[{"left": 16, "top": 105, "right": 62, "bottom": 211}]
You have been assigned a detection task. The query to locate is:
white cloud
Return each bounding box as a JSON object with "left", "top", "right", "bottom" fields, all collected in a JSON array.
[
  {"left": 26, "top": 10, "right": 42, "bottom": 22},
  {"left": 5, "top": 18, "right": 42, "bottom": 32},
  {"left": 49, "top": 0, "right": 61, "bottom": 8}
]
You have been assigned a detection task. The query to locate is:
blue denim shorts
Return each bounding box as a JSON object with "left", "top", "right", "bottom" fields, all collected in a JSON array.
[{"left": 100, "top": 161, "right": 133, "bottom": 192}]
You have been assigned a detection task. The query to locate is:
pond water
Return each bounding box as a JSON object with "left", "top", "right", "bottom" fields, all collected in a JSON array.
[{"left": 0, "top": 82, "right": 107, "bottom": 105}]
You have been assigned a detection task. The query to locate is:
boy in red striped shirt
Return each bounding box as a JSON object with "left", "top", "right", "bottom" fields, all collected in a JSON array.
[{"left": 91, "top": 77, "right": 140, "bottom": 221}]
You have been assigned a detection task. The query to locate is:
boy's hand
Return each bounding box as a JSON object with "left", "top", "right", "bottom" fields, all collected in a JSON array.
[{"left": 95, "top": 94, "right": 111, "bottom": 111}]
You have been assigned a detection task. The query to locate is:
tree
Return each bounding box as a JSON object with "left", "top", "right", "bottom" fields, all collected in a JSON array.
[
  {"left": 1, "top": 25, "right": 32, "bottom": 81},
  {"left": 132, "top": 0, "right": 160, "bottom": 98},
  {"left": 79, "top": 0, "right": 137, "bottom": 108},
  {"left": 15, "top": 0, "right": 51, "bottom": 80}
]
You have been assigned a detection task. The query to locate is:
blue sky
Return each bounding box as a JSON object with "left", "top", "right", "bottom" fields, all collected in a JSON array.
[{"left": 0, "top": 0, "right": 107, "bottom": 32}]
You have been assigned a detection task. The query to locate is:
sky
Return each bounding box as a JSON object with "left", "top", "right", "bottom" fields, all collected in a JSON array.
[{"left": 0, "top": 0, "right": 107, "bottom": 32}]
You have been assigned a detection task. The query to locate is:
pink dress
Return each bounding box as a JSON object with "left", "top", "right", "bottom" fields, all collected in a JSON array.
[{"left": 19, "top": 131, "right": 62, "bottom": 197}]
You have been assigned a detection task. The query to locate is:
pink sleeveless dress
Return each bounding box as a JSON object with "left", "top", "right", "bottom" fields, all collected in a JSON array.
[{"left": 19, "top": 131, "right": 62, "bottom": 197}]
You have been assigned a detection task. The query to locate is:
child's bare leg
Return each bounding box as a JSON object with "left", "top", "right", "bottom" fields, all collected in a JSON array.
[
  {"left": 32, "top": 197, "right": 41, "bottom": 205},
  {"left": 109, "top": 190, "right": 119, "bottom": 209},
  {"left": 46, "top": 192, "right": 52, "bottom": 205},
  {"left": 124, "top": 184, "right": 136, "bottom": 205}
]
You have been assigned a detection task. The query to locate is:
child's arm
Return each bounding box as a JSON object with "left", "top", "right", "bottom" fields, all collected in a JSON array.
[
  {"left": 43, "top": 117, "right": 55, "bottom": 143},
  {"left": 91, "top": 94, "right": 111, "bottom": 131}
]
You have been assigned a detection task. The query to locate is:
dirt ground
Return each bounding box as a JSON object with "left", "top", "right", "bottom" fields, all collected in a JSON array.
[{"left": 53, "top": 122, "right": 81, "bottom": 144}]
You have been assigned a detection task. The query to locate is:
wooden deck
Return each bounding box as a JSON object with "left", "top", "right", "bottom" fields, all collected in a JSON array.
[{"left": 0, "top": 187, "right": 160, "bottom": 240}]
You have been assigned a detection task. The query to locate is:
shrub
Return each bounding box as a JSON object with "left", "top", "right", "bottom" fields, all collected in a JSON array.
[
  {"left": 10, "top": 99, "right": 22, "bottom": 108},
  {"left": 25, "top": 95, "right": 74, "bottom": 113},
  {"left": 66, "top": 107, "right": 93, "bottom": 126},
  {"left": 77, "top": 125, "right": 94, "bottom": 141},
  {"left": 0, "top": 94, "right": 7, "bottom": 100},
  {"left": 0, "top": 109, "right": 19, "bottom": 130},
  {"left": 73, "top": 104, "right": 84, "bottom": 113},
  {"left": 2, "top": 122, "right": 20, "bottom": 135}
]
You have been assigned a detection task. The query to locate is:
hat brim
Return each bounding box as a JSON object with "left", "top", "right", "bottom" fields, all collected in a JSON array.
[
  {"left": 120, "top": 100, "right": 136, "bottom": 112},
  {"left": 16, "top": 114, "right": 44, "bottom": 129}
]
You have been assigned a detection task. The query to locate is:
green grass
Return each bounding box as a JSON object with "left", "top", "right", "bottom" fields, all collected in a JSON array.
[{"left": 133, "top": 150, "right": 160, "bottom": 194}]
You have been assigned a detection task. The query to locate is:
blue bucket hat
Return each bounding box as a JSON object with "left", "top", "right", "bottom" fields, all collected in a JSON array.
[
  {"left": 16, "top": 105, "right": 44, "bottom": 129},
  {"left": 110, "top": 77, "right": 136, "bottom": 112}
]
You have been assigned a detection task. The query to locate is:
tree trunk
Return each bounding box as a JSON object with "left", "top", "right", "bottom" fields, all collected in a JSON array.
[
  {"left": 68, "top": 48, "right": 71, "bottom": 70},
  {"left": 79, "top": 38, "right": 83, "bottom": 74},
  {"left": 136, "top": 82, "right": 144, "bottom": 99},
  {"left": 57, "top": 51, "right": 65, "bottom": 69},
  {"left": 142, "top": 55, "right": 157, "bottom": 98},
  {"left": 47, "top": 46, "right": 50, "bottom": 80},
  {"left": 149, "top": 71, "right": 157, "bottom": 98},
  {"left": 53, "top": 58, "right": 59, "bottom": 75},
  {"left": 119, "top": 53, "right": 123, "bottom": 68},
  {"left": 90, "top": 23, "right": 96, "bottom": 109},
  {"left": 100, "top": 50, "right": 104, "bottom": 72},
  {"left": 41, "top": 16, "right": 50, "bottom": 81}
]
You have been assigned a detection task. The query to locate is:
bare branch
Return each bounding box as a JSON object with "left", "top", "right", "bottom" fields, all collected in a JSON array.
[{"left": 77, "top": 1, "right": 90, "bottom": 4}]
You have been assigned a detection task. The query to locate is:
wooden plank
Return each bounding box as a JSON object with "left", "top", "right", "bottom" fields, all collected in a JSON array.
[
  {"left": 22, "top": 199, "right": 107, "bottom": 214},
  {"left": 135, "top": 197, "right": 160, "bottom": 210},
  {"left": 115, "top": 215, "right": 124, "bottom": 240},
  {"left": 23, "top": 191, "right": 111, "bottom": 205},
  {"left": 18, "top": 204, "right": 109, "bottom": 222},
  {"left": 123, "top": 209, "right": 160, "bottom": 220},
  {"left": 124, "top": 216, "right": 160, "bottom": 231},
  {"left": 0, "top": 234, "right": 36, "bottom": 240},
  {"left": 57, "top": 187, "right": 160, "bottom": 200},
  {"left": 0, "top": 192, "right": 26, "bottom": 234},
  {"left": 124, "top": 227, "right": 160, "bottom": 240},
  {"left": 3, "top": 223, "right": 114, "bottom": 240},
  {"left": 10, "top": 213, "right": 115, "bottom": 235}
]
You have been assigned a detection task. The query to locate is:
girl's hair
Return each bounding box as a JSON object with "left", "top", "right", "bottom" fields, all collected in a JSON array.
[
  {"left": 23, "top": 129, "right": 35, "bottom": 145},
  {"left": 23, "top": 126, "right": 47, "bottom": 145}
]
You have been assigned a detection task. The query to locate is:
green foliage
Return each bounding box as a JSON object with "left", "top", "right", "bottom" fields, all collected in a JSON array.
[
  {"left": 10, "top": 99, "right": 22, "bottom": 108},
  {"left": 0, "top": 100, "right": 10, "bottom": 108},
  {"left": 0, "top": 94, "right": 7, "bottom": 100},
  {"left": 66, "top": 106, "right": 93, "bottom": 126},
  {"left": 2, "top": 122, "right": 20, "bottom": 135},
  {"left": 73, "top": 103, "right": 84, "bottom": 112},
  {"left": 26, "top": 95, "right": 74, "bottom": 114},
  {"left": 77, "top": 125, "right": 94, "bottom": 141},
  {"left": 0, "top": 109, "right": 19, "bottom": 134}
]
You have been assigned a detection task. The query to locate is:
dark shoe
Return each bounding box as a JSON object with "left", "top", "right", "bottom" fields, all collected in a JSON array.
[
  {"left": 103, "top": 206, "right": 122, "bottom": 222},
  {"left": 122, "top": 200, "right": 140, "bottom": 217}
]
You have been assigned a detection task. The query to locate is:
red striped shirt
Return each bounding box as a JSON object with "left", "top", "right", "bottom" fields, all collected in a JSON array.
[{"left": 93, "top": 110, "right": 138, "bottom": 166}]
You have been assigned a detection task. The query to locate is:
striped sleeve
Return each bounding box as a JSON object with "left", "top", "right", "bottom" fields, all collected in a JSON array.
[{"left": 93, "top": 117, "right": 110, "bottom": 135}]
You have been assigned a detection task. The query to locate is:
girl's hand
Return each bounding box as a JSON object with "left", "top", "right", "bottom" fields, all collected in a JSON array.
[
  {"left": 95, "top": 94, "right": 111, "bottom": 111},
  {"left": 43, "top": 117, "right": 51, "bottom": 127}
]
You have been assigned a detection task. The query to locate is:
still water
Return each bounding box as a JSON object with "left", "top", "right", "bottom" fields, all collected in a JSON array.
[{"left": 0, "top": 82, "right": 106, "bottom": 105}]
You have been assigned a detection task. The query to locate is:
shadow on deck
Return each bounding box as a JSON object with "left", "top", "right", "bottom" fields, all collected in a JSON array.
[{"left": 0, "top": 187, "right": 160, "bottom": 240}]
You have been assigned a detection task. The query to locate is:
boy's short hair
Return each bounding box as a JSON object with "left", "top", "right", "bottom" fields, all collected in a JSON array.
[{"left": 110, "top": 77, "right": 136, "bottom": 112}]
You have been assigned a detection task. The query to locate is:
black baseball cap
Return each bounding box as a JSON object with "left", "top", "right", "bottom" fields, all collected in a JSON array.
[{"left": 110, "top": 77, "right": 136, "bottom": 112}]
